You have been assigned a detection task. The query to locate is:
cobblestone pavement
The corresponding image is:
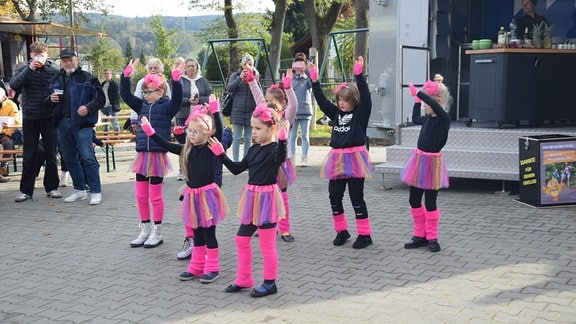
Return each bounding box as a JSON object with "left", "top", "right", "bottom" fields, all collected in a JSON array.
[{"left": 1, "top": 144, "right": 575, "bottom": 323}]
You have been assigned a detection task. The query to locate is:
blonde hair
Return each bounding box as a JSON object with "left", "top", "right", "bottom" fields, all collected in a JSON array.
[
  {"left": 425, "top": 82, "right": 452, "bottom": 112},
  {"left": 180, "top": 115, "right": 213, "bottom": 181}
]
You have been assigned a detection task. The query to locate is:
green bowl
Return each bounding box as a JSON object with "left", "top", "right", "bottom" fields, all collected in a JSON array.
[
  {"left": 472, "top": 40, "right": 480, "bottom": 50},
  {"left": 479, "top": 39, "right": 492, "bottom": 49}
]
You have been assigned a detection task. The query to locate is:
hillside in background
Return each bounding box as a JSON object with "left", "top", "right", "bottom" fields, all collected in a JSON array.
[{"left": 73, "top": 13, "right": 219, "bottom": 57}]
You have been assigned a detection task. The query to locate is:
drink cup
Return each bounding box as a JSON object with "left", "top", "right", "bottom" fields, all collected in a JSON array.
[{"left": 54, "top": 89, "right": 64, "bottom": 100}]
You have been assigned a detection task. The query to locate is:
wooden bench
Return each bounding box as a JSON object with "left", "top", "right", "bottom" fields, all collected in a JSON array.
[
  {"left": 0, "top": 149, "right": 23, "bottom": 174},
  {"left": 95, "top": 131, "right": 135, "bottom": 172}
]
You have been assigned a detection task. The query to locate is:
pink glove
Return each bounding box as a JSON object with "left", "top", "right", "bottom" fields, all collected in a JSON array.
[
  {"left": 209, "top": 142, "right": 224, "bottom": 156},
  {"left": 171, "top": 69, "right": 182, "bottom": 81},
  {"left": 141, "top": 122, "right": 155, "bottom": 137},
  {"left": 282, "top": 75, "right": 292, "bottom": 89},
  {"left": 353, "top": 62, "right": 363, "bottom": 76},
  {"left": 123, "top": 64, "right": 134, "bottom": 77},
  {"left": 208, "top": 101, "right": 220, "bottom": 114},
  {"left": 309, "top": 67, "right": 318, "bottom": 82},
  {"left": 408, "top": 83, "right": 421, "bottom": 103},
  {"left": 278, "top": 127, "right": 288, "bottom": 141},
  {"left": 245, "top": 69, "right": 255, "bottom": 83},
  {"left": 173, "top": 126, "right": 185, "bottom": 135}
]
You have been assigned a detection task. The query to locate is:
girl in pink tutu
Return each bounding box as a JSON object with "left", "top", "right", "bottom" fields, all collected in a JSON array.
[
  {"left": 140, "top": 95, "right": 229, "bottom": 283},
  {"left": 120, "top": 59, "right": 183, "bottom": 248},
  {"left": 247, "top": 68, "right": 298, "bottom": 242},
  {"left": 208, "top": 103, "right": 289, "bottom": 298},
  {"left": 309, "top": 56, "right": 373, "bottom": 249},
  {"left": 401, "top": 80, "right": 451, "bottom": 252}
]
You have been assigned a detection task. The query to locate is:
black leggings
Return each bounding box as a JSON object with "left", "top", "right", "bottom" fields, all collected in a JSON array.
[
  {"left": 328, "top": 178, "right": 368, "bottom": 219},
  {"left": 236, "top": 222, "right": 277, "bottom": 237},
  {"left": 409, "top": 186, "right": 439, "bottom": 211},
  {"left": 136, "top": 173, "right": 163, "bottom": 184},
  {"left": 192, "top": 225, "right": 218, "bottom": 249}
]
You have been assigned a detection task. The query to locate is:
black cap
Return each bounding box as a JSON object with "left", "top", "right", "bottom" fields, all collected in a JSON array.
[{"left": 59, "top": 48, "right": 77, "bottom": 58}]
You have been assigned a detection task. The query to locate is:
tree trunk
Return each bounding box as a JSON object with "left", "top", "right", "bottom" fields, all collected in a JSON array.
[
  {"left": 269, "top": 0, "right": 287, "bottom": 80},
  {"left": 354, "top": 0, "right": 369, "bottom": 63},
  {"left": 224, "top": 0, "right": 239, "bottom": 74}
]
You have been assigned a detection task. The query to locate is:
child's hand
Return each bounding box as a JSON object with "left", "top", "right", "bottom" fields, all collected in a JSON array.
[
  {"left": 208, "top": 137, "right": 224, "bottom": 156},
  {"left": 140, "top": 116, "right": 155, "bottom": 136},
  {"left": 408, "top": 83, "right": 421, "bottom": 103},
  {"left": 208, "top": 100, "right": 220, "bottom": 114},
  {"left": 208, "top": 93, "right": 217, "bottom": 103},
  {"left": 353, "top": 56, "right": 364, "bottom": 75},
  {"left": 171, "top": 69, "right": 182, "bottom": 81},
  {"left": 277, "top": 120, "right": 290, "bottom": 141},
  {"left": 123, "top": 59, "right": 139, "bottom": 77},
  {"left": 282, "top": 71, "right": 292, "bottom": 90},
  {"left": 173, "top": 126, "right": 185, "bottom": 135},
  {"left": 308, "top": 62, "right": 318, "bottom": 82}
]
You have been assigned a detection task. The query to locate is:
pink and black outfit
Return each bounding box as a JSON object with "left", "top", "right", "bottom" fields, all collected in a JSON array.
[
  {"left": 400, "top": 84, "right": 450, "bottom": 252},
  {"left": 311, "top": 66, "right": 373, "bottom": 249}
]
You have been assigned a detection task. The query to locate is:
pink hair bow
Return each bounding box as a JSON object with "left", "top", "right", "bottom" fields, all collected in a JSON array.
[
  {"left": 333, "top": 82, "right": 348, "bottom": 94},
  {"left": 252, "top": 102, "right": 275, "bottom": 124},
  {"left": 143, "top": 74, "right": 162, "bottom": 89},
  {"left": 269, "top": 84, "right": 286, "bottom": 100},
  {"left": 185, "top": 104, "right": 211, "bottom": 130},
  {"left": 422, "top": 80, "right": 439, "bottom": 97}
]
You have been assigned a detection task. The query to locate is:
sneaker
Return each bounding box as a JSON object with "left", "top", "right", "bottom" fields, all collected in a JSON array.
[
  {"left": 46, "top": 190, "right": 63, "bottom": 198},
  {"left": 199, "top": 272, "right": 220, "bottom": 283},
  {"left": 90, "top": 193, "right": 102, "bottom": 205},
  {"left": 15, "top": 193, "right": 32, "bottom": 202},
  {"left": 178, "top": 271, "right": 198, "bottom": 281},
  {"left": 177, "top": 237, "right": 193, "bottom": 260},
  {"left": 352, "top": 235, "right": 373, "bottom": 249},
  {"left": 143, "top": 224, "right": 163, "bottom": 248},
  {"left": 130, "top": 222, "right": 152, "bottom": 247},
  {"left": 0, "top": 174, "right": 11, "bottom": 183},
  {"left": 300, "top": 156, "right": 308, "bottom": 167},
  {"left": 250, "top": 282, "right": 277, "bottom": 298},
  {"left": 333, "top": 230, "right": 351, "bottom": 246},
  {"left": 64, "top": 190, "right": 87, "bottom": 203},
  {"left": 428, "top": 239, "right": 441, "bottom": 252},
  {"left": 280, "top": 233, "right": 295, "bottom": 242},
  {"left": 404, "top": 236, "right": 429, "bottom": 249},
  {"left": 176, "top": 171, "right": 185, "bottom": 181}
]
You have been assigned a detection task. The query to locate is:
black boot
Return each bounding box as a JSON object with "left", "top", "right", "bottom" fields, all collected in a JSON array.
[
  {"left": 352, "top": 235, "right": 373, "bottom": 249},
  {"left": 404, "top": 236, "right": 428, "bottom": 249},
  {"left": 333, "top": 230, "right": 351, "bottom": 246},
  {"left": 428, "top": 239, "right": 441, "bottom": 252}
]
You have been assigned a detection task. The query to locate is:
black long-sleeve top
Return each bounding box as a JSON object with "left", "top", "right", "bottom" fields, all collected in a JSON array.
[
  {"left": 312, "top": 73, "right": 371, "bottom": 148},
  {"left": 221, "top": 140, "right": 287, "bottom": 185},
  {"left": 412, "top": 91, "right": 451, "bottom": 153},
  {"left": 148, "top": 112, "right": 223, "bottom": 189}
]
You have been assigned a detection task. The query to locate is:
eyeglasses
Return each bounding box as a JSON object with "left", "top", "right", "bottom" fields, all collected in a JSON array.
[
  {"left": 186, "top": 129, "right": 205, "bottom": 136},
  {"left": 148, "top": 66, "right": 160, "bottom": 70},
  {"left": 142, "top": 89, "right": 160, "bottom": 95}
]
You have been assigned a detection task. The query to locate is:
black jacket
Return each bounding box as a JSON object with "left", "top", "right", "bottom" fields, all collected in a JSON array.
[
  {"left": 9, "top": 60, "right": 59, "bottom": 120},
  {"left": 102, "top": 79, "right": 120, "bottom": 110}
]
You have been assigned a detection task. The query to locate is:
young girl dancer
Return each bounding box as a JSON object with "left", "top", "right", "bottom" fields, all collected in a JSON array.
[
  {"left": 140, "top": 95, "right": 229, "bottom": 282},
  {"left": 247, "top": 69, "right": 298, "bottom": 242},
  {"left": 402, "top": 80, "right": 451, "bottom": 252},
  {"left": 309, "top": 56, "right": 373, "bottom": 249},
  {"left": 208, "top": 103, "right": 289, "bottom": 298},
  {"left": 120, "top": 59, "right": 183, "bottom": 248}
]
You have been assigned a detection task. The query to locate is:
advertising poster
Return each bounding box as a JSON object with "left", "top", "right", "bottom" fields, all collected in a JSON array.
[{"left": 540, "top": 140, "right": 576, "bottom": 205}]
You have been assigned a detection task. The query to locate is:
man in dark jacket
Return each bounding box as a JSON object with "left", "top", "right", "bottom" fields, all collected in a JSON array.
[
  {"left": 101, "top": 69, "right": 121, "bottom": 132},
  {"left": 47, "top": 48, "right": 105, "bottom": 205},
  {"left": 9, "top": 41, "right": 62, "bottom": 202}
]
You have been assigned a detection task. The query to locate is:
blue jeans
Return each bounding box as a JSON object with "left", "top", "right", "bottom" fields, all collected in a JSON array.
[
  {"left": 232, "top": 123, "right": 252, "bottom": 162},
  {"left": 288, "top": 119, "right": 311, "bottom": 158},
  {"left": 102, "top": 106, "right": 120, "bottom": 132},
  {"left": 57, "top": 118, "right": 101, "bottom": 193}
]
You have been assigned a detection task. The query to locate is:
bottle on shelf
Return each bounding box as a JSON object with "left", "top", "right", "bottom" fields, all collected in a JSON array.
[
  {"left": 509, "top": 18, "right": 517, "bottom": 39},
  {"left": 497, "top": 26, "right": 507, "bottom": 47}
]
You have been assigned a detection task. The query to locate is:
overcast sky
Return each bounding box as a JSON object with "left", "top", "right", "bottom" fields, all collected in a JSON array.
[{"left": 107, "top": 0, "right": 274, "bottom": 18}]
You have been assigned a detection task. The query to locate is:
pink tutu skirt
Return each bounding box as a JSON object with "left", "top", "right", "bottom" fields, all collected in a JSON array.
[
  {"left": 321, "top": 146, "right": 373, "bottom": 180},
  {"left": 238, "top": 184, "right": 285, "bottom": 226},
  {"left": 277, "top": 158, "right": 297, "bottom": 188},
  {"left": 400, "top": 149, "right": 449, "bottom": 190},
  {"left": 130, "top": 151, "right": 173, "bottom": 177},
  {"left": 180, "top": 182, "right": 229, "bottom": 229}
]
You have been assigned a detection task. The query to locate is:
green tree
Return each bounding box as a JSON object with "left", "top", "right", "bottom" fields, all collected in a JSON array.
[
  {"left": 149, "top": 15, "right": 178, "bottom": 77},
  {"left": 0, "top": 0, "right": 110, "bottom": 23},
  {"left": 124, "top": 40, "right": 134, "bottom": 64},
  {"left": 85, "top": 37, "right": 124, "bottom": 79}
]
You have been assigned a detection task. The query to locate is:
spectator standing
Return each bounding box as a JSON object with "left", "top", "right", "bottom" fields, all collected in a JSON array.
[
  {"left": 0, "top": 87, "right": 21, "bottom": 177},
  {"left": 9, "top": 41, "right": 62, "bottom": 202},
  {"left": 101, "top": 69, "right": 121, "bottom": 133},
  {"left": 47, "top": 48, "right": 105, "bottom": 205},
  {"left": 228, "top": 54, "right": 259, "bottom": 162},
  {"left": 288, "top": 53, "right": 313, "bottom": 167}
]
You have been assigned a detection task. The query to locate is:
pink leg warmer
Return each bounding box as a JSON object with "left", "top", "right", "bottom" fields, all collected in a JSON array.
[
  {"left": 204, "top": 248, "right": 220, "bottom": 273},
  {"left": 149, "top": 183, "right": 164, "bottom": 222},
  {"left": 184, "top": 224, "right": 194, "bottom": 238},
  {"left": 355, "top": 218, "right": 372, "bottom": 236},
  {"left": 234, "top": 235, "right": 255, "bottom": 288},
  {"left": 277, "top": 191, "right": 290, "bottom": 234},
  {"left": 258, "top": 228, "right": 278, "bottom": 281},
  {"left": 333, "top": 213, "right": 348, "bottom": 232},
  {"left": 135, "top": 180, "right": 150, "bottom": 222},
  {"left": 411, "top": 206, "right": 426, "bottom": 237},
  {"left": 186, "top": 246, "right": 206, "bottom": 277},
  {"left": 425, "top": 209, "right": 440, "bottom": 240}
]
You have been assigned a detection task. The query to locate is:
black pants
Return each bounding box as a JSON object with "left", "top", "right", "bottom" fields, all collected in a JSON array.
[
  {"left": 20, "top": 118, "right": 59, "bottom": 196},
  {"left": 409, "top": 186, "right": 439, "bottom": 211},
  {"left": 328, "top": 178, "right": 368, "bottom": 219}
]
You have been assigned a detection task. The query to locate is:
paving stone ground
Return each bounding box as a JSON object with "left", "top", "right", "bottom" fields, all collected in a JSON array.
[{"left": 1, "top": 143, "right": 575, "bottom": 323}]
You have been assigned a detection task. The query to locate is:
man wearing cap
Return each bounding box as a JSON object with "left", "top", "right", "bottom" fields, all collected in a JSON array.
[
  {"left": 10, "top": 41, "right": 62, "bottom": 202},
  {"left": 46, "top": 48, "right": 105, "bottom": 205}
]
